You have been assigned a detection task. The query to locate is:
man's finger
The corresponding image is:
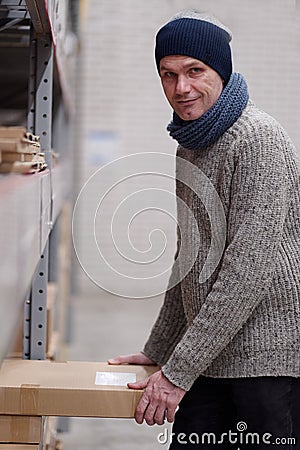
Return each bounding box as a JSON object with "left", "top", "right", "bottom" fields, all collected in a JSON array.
[
  {"left": 165, "top": 404, "right": 177, "bottom": 423},
  {"left": 108, "top": 356, "right": 124, "bottom": 364},
  {"left": 108, "top": 352, "right": 156, "bottom": 366},
  {"left": 153, "top": 392, "right": 167, "bottom": 425},
  {"left": 153, "top": 405, "right": 166, "bottom": 425},
  {"left": 143, "top": 402, "right": 158, "bottom": 426},
  {"left": 134, "top": 392, "right": 151, "bottom": 424},
  {"left": 127, "top": 378, "right": 148, "bottom": 390},
  {"left": 107, "top": 355, "right": 132, "bottom": 364}
]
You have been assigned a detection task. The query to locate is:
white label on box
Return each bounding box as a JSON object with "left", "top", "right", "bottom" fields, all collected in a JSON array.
[{"left": 95, "top": 372, "right": 137, "bottom": 386}]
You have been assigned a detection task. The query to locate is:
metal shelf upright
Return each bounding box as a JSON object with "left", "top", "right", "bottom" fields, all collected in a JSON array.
[{"left": 0, "top": 0, "right": 78, "bottom": 363}]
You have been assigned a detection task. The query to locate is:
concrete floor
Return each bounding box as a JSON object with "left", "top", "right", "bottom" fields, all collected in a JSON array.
[{"left": 61, "top": 291, "right": 172, "bottom": 450}]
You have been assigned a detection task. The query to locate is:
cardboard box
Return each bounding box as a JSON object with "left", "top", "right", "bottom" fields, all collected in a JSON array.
[
  {"left": 0, "top": 446, "right": 40, "bottom": 450},
  {"left": 0, "top": 127, "right": 27, "bottom": 139},
  {"left": 6, "top": 321, "right": 23, "bottom": 358},
  {"left": 0, "top": 360, "right": 158, "bottom": 418},
  {"left": 0, "top": 416, "right": 43, "bottom": 443},
  {"left": 46, "top": 332, "right": 60, "bottom": 361}
]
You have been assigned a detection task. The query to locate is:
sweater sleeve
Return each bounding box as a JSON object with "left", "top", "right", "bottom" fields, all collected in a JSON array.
[
  {"left": 161, "top": 127, "right": 292, "bottom": 390},
  {"left": 142, "top": 226, "right": 188, "bottom": 365}
]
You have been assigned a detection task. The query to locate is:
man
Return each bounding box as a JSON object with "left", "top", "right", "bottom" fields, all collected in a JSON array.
[{"left": 109, "top": 10, "right": 300, "bottom": 449}]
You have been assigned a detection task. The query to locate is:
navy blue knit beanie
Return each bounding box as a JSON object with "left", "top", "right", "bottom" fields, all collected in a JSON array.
[{"left": 155, "top": 12, "right": 233, "bottom": 83}]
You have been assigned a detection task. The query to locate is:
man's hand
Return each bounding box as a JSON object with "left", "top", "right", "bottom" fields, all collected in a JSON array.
[
  {"left": 108, "top": 352, "right": 156, "bottom": 366},
  {"left": 128, "top": 369, "right": 186, "bottom": 426}
]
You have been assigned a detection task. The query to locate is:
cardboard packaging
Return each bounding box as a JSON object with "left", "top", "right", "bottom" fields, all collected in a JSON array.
[
  {"left": 6, "top": 313, "right": 23, "bottom": 358},
  {"left": 0, "top": 416, "right": 43, "bottom": 443},
  {"left": 0, "top": 360, "right": 158, "bottom": 418},
  {"left": 0, "top": 446, "right": 40, "bottom": 450}
]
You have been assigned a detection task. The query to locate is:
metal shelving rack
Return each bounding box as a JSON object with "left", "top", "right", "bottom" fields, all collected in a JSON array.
[{"left": 0, "top": 0, "right": 78, "bottom": 363}]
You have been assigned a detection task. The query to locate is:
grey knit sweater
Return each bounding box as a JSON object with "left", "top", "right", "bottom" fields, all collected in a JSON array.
[{"left": 143, "top": 100, "right": 300, "bottom": 391}]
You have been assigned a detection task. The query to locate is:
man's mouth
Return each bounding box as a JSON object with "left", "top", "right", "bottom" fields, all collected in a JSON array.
[{"left": 177, "top": 98, "right": 198, "bottom": 106}]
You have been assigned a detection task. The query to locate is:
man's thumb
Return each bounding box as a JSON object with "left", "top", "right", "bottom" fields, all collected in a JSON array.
[{"left": 127, "top": 378, "right": 148, "bottom": 390}]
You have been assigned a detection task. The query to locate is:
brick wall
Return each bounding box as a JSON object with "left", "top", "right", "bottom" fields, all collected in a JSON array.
[{"left": 73, "top": 0, "right": 300, "bottom": 296}]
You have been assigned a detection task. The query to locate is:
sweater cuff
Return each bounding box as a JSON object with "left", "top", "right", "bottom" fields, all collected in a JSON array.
[
  {"left": 161, "top": 356, "right": 198, "bottom": 391},
  {"left": 142, "top": 343, "right": 170, "bottom": 367}
]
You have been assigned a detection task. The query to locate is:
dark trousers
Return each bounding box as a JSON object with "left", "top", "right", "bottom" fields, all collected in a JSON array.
[{"left": 169, "top": 376, "right": 300, "bottom": 449}]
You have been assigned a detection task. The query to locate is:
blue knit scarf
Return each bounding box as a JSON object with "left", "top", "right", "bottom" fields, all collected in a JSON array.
[{"left": 167, "top": 73, "right": 249, "bottom": 150}]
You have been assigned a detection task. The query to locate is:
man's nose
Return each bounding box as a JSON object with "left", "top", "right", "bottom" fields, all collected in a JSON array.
[{"left": 175, "top": 75, "right": 191, "bottom": 95}]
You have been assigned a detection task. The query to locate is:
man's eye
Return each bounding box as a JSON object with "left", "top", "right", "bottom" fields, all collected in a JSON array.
[
  {"left": 165, "top": 72, "right": 175, "bottom": 78},
  {"left": 190, "top": 67, "right": 201, "bottom": 74}
]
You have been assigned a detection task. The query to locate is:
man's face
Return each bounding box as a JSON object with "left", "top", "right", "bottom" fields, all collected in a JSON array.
[{"left": 159, "top": 55, "right": 224, "bottom": 121}]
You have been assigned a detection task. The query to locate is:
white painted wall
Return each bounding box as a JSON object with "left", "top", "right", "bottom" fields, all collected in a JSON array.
[{"left": 73, "top": 0, "right": 300, "bottom": 296}]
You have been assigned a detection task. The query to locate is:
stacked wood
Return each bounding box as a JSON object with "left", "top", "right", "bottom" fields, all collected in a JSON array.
[{"left": 0, "top": 127, "right": 47, "bottom": 174}]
